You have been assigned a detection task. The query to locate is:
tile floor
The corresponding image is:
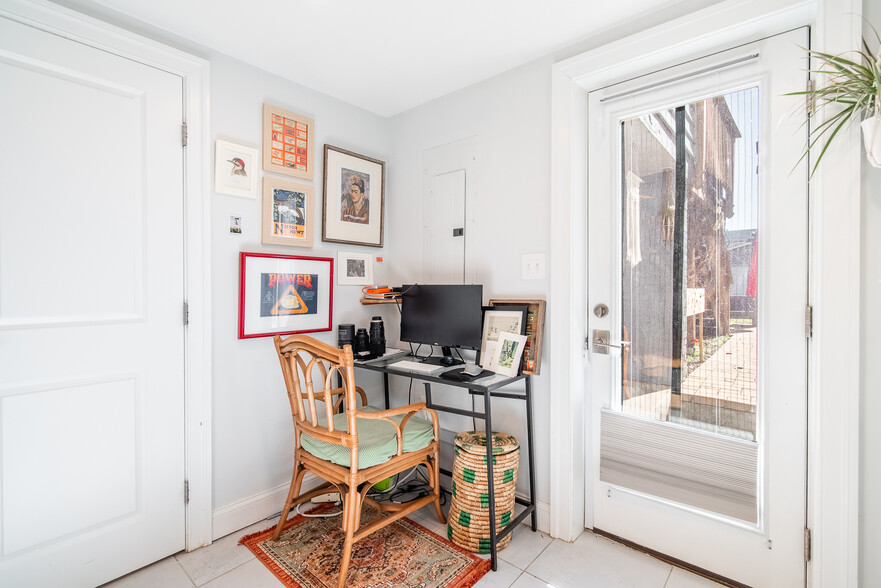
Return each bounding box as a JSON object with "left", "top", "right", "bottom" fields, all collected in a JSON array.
[{"left": 102, "top": 501, "right": 727, "bottom": 588}]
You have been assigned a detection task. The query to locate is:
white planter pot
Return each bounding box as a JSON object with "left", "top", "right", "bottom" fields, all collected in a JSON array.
[{"left": 861, "top": 114, "right": 881, "bottom": 168}]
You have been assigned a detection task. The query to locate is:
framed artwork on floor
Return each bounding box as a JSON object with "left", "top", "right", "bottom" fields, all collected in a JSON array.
[
  {"left": 262, "top": 177, "right": 314, "bottom": 247},
  {"left": 322, "top": 145, "right": 385, "bottom": 247},
  {"left": 262, "top": 103, "right": 314, "bottom": 180},
  {"left": 238, "top": 252, "right": 333, "bottom": 339}
]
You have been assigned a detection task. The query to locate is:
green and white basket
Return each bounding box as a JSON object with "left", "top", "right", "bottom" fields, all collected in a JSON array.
[{"left": 447, "top": 431, "right": 520, "bottom": 553}]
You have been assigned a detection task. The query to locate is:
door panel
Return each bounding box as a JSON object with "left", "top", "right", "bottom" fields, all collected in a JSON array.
[
  {"left": 0, "top": 14, "right": 185, "bottom": 588},
  {"left": 587, "top": 29, "right": 807, "bottom": 587}
]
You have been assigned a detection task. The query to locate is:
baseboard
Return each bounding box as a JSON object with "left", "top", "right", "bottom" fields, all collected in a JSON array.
[{"left": 211, "top": 473, "right": 323, "bottom": 541}]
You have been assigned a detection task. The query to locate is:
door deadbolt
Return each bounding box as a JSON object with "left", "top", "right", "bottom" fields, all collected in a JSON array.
[{"left": 593, "top": 303, "right": 609, "bottom": 318}]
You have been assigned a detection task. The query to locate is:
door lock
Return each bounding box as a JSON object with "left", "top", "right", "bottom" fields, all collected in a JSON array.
[{"left": 591, "top": 329, "right": 630, "bottom": 354}]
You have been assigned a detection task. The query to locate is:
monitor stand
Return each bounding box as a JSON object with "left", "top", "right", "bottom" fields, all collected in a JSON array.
[{"left": 420, "top": 346, "right": 464, "bottom": 366}]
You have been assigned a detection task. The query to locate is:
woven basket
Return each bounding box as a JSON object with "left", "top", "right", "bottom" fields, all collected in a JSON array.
[{"left": 447, "top": 431, "right": 519, "bottom": 553}]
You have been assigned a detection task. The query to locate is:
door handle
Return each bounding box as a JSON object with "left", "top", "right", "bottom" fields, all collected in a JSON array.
[{"left": 591, "top": 329, "right": 630, "bottom": 354}]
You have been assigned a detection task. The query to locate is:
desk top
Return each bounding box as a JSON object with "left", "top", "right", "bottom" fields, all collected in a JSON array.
[{"left": 354, "top": 355, "right": 526, "bottom": 392}]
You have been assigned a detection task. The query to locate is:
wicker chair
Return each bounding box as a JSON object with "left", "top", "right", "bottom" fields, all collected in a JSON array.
[{"left": 271, "top": 334, "right": 446, "bottom": 588}]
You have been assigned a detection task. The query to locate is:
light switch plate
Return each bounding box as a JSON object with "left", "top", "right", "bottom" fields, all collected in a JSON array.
[{"left": 521, "top": 252, "right": 546, "bottom": 280}]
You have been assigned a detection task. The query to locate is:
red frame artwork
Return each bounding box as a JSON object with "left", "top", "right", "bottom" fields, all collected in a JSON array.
[{"left": 238, "top": 252, "right": 333, "bottom": 339}]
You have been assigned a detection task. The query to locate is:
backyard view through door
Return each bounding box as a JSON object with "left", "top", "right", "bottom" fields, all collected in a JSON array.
[{"left": 588, "top": 30, "right": 808, "bottom": 587}]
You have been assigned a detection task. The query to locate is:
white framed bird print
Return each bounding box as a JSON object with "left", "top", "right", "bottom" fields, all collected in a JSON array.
[{"left": 215, "top": 139, "right": 259, "bottom": 199}]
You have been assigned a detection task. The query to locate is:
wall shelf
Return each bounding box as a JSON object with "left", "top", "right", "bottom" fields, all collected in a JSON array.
[{"left": 360, "top": 298, "right": 399, "bottom": 305}]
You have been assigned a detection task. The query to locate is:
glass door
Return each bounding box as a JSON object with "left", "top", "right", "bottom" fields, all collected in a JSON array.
[{"left": 587, "top": 29, "right": 808, "bottom": 587}]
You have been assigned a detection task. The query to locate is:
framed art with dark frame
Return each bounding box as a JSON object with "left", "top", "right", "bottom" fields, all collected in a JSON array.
[
  {"left": 478, "top": 306, "right": 527, "bottom": 370},
  {"left": 262, "top": 103, "right": 314, "bottom": 180},
  {"left": 489, "top": 298, "right": 546, "bottom": 375},
  {"left": 322, "top": 145, "right": 385, "bottom": 247},
  {"left": 262, "top": 177, "right": 314, "bottom": 247},
  {"left": 238, "top": 252, "right": 333, "bottom": 339}
]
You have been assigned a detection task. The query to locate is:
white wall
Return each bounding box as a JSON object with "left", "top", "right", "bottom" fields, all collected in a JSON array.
[
  {"left": 859, "top": 5, "right": 881, "bottom": 588},
  {"left": 208, "top": 53, "right": 392, "bottom": 529},
  {"left": 388, "top": 58, "right": 554, "bottom": 508}
]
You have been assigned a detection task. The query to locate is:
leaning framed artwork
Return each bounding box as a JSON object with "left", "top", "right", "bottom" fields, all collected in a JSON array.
[
  {"left": 478, "top": 306, "right": 527, "bottom": 368},
  {"left": 262, "top": 103, "right": 314, "bottom": 180},
  {"left": 322, "top": 145, "right": 385, "bottom": 247},
  {"left": 486, "top": 331, "right": 528, "bottom": 378},
  {"left": 238, "top": 252, "right": 333, "bottom": 339},
  {"left": 489, "top": 298, "right": 546, "bottom": 375},
  {"left": 262, "top": 178, "right": 314, "bottom": 247},
  {"left": 215, "top": 139, "right": 258, "bottom": 199}
]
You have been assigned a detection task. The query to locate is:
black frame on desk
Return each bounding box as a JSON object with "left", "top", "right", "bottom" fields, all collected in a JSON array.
[{"left": 353, "top": 359, "right": 537, "bottom": 571}]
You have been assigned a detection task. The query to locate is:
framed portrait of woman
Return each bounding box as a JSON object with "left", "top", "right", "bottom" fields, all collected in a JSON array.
[{"left": 321, "top": 145, "right": 385, "bottom": 247}]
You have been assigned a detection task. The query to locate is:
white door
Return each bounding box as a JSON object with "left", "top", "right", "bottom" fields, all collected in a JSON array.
[
  {"left": 587, "top": 30, "right": 807, "bottom": 587},
  {"left": 0, "top": 14, "right": 186, "bottom": 588}
]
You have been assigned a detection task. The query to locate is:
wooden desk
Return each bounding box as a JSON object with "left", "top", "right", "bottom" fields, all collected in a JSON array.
[{"left": 353, "top": 357, "right": 537, "bottom": 570}]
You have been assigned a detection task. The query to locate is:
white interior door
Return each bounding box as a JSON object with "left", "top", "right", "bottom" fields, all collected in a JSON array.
[
  {"left": 0, "top": 14, "right": 186, "bottom": 588},
  {"left": 587, "top": 29, "right": 808, "bottom": 587}
]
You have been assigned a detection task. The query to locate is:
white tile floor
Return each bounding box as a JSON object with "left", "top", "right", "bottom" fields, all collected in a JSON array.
[{"left": 102, "top": 502, "right": 727, "bottom": 588}]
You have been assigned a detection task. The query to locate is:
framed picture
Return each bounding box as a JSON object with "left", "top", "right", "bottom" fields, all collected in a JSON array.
[
  {"left": 490, "top": 299, "right": 547, "bottom": 375},
  {"left": 478, "top": 306, "right": 527, "bottom": 368},
  {"left": 238, "top": 252, "right": 333, "bottom": 339},
  {"left": 262, "top": 103, "right": 314, "bottom": 180},
  {"left": 486, "top": 331, "right": 528, "bottom": 377},
  {"left": 322, "top": 145, "right": 385, "bottom": 247},
  {"left": 262, "top": 178, "right": 314, "bottom": 247},
  {"left": 215, "top": 139, "right": 258, "bottom": 198},
  {"left": 337, "top": 251, "right": 373, "bottom": 286}
]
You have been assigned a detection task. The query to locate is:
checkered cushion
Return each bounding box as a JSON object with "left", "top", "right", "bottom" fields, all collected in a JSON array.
[{"left": 300, "top": 406, "right": 434, "bottom": 469}]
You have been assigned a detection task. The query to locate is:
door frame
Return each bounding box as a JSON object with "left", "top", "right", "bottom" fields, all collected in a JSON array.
[
  {"left": 0, "top": 0, "right": 213, "bottom": 551},
  {"left": 549, "top": 0, "right": 862, "bottom": 585}
]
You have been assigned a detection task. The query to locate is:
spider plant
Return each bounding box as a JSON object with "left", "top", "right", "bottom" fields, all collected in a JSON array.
[{"left": 789, "top": 27, "right": 881, "bottom": 174}]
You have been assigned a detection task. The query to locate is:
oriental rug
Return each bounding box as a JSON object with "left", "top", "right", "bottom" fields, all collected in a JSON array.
[{"left": 239, "top": 503, "right": 490, "bottom": 588}]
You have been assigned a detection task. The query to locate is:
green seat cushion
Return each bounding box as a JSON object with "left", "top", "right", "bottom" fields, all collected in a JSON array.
[{"left": 300, "top": 406, "right": 435, "bottom": 469}]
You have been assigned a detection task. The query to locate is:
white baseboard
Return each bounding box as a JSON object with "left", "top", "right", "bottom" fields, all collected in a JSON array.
[{"left": 211, "top": 473, "right": 323, "bottom": 541}]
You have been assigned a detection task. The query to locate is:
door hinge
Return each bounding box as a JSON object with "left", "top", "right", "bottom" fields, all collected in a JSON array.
[
  {"left": 185, "top": 480, "right": 190, "bottom": 504},
  {"left": 805, "top": 304, "right": 813, "bottom": 338},
  {"left": 804, "top": 527, "right": 812, "bottom": 561},
  {"left": 182, "top": 122, "right": 188, "bottom": 147},
  {"left": 806, "top": 79, "right": 816, "bottom": 116},
  {"left": 183, "top": 301, "right": 189, "bottom": 326}
]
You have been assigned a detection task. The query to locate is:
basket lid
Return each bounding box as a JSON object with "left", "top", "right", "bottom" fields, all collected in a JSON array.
[{"left": 454, "top": 431, "right": 519, "bottom": 455}]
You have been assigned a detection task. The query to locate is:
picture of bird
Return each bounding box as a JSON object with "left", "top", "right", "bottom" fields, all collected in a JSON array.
[{"left": 228, "top": 157, "right": 247, "bottom": 177}]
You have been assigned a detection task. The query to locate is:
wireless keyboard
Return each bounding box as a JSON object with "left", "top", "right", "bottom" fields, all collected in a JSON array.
[{"left": 391, "top": 360, "right": 445, "bottom": 374}]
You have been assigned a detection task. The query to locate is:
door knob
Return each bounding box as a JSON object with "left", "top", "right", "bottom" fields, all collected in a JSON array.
[{"left": 591, "top": 329, "right": 630, "bottom": 354}]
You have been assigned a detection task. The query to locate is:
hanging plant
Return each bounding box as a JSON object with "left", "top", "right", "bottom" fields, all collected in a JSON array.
[{"left": 788, "top": 26, "right": 881, "bottom": 174}]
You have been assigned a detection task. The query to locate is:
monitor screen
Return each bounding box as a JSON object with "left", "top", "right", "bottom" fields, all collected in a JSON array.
[{"left": 400, "top": 284, "right": 483, "bottom": 364}]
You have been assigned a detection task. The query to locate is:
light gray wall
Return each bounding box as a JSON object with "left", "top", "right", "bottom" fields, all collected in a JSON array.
[
  {"left": 208, "top": 53, "right": 392, "bottom": 511},
  {"left": 387, "top": 58, "right": 554, "bottom": 504},
  {"left": 859, "top": 4, "right": 881, "bottom": 588}
]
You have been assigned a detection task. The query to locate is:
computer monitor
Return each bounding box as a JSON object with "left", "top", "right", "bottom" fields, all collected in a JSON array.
[{"left": 400, "top": 284, "right": 483, "bottom": 366}]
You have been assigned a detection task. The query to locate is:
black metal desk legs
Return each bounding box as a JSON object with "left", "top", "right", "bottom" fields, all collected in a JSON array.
[{"left": 420, "top": 378, "right": 536, "bottom": 571}]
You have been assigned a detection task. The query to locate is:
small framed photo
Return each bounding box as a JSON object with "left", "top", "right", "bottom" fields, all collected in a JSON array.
[
  {"left": 478, "top": 306, "right": 528, "bottom": 368},
  {"left": 238, "top": 252, "right": 333, "bottom": 339},
  {"left": 337, "top": 251, "right": 373, "bottom": 286},
  {"left": 229, "top": 215, "right": 242, "bottom": 234},
  {"left": 322, "top": 145, "right": 385, "bottom": 247},
  {"left": 262, "top": 103, "right": 314, "bottom": 180},
  {"left": 262, "top": 178, "right": 314, "bottom": 247},
  {"left": 486, "top": 331, "right": 528, "bottom": 377},
  {"left": 489, "top": 299, "right": 546, "bottom": 375},
  {"left": 215, "top": 140, "right": 258, "bottom": 198}
]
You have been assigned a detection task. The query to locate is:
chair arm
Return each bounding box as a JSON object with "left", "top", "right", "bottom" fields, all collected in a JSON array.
[{"left": 354, "top": 403, "right": 436, "bottom": 457}]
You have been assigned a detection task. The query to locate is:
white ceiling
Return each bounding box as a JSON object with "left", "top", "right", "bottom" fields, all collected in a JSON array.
[{"left": 82, "top": 0, "right": 697, "bottom": 117}]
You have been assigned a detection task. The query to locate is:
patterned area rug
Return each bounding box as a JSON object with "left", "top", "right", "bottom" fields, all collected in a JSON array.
[{"left": 239, "top": 503, "right": 490, "bottom": 588}]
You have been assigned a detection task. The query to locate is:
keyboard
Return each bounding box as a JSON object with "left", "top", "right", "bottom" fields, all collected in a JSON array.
[{"left": 391, "top": 360, "right": 445, "bottom": 375}]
